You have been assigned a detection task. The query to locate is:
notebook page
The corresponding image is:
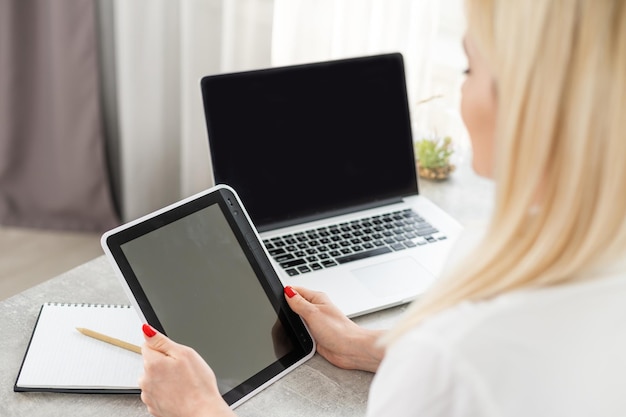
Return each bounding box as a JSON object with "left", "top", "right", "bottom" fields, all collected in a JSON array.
[{"left": 17, "top": 303, "right": 144, "bottom": 390}]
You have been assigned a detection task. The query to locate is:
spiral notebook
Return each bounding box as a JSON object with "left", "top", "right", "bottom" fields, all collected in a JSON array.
[{"left": 14, "top": 303, "right": 144, "bottom": 394}]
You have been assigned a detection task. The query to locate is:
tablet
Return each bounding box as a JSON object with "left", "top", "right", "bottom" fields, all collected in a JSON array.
[{"left": 101, "top": 184, "right": 315, "bottom": 408}]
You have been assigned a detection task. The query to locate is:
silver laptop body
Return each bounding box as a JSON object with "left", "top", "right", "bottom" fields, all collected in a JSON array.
[{"left": 200, "top": 53, "right": 462, "bottom": 317}]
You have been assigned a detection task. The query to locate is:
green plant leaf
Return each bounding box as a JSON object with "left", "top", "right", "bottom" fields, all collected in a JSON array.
[{"left": 414, "top": 137, "right": 454, "bottom": 168}]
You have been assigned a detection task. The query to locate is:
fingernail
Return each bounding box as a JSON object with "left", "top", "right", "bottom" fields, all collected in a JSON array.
[
  {"left": 142, "top": 323, "right": 157, "bottom": 337},
  {"left": 284, "top": 286, "right": 297, "bottom": 298}
]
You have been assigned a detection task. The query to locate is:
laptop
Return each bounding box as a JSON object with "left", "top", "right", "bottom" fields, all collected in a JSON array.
[{"left": 200, "top": 53, "right": 463, "bottom": 318}]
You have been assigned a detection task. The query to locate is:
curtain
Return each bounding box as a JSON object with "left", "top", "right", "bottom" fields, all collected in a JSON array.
[
  {"left": 108, "top": 0, "right": 445, "bottom": 222},
  {"left": 272, "top": 0, "right": 439, "bottom": 106},
  {"left": 0, "top": 0, "right": 119, "bottom": 232},
  {"left": 110, "top": 0, "right": 275, "bottom": 222}
]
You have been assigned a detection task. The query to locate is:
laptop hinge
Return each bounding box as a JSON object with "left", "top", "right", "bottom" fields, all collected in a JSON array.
[{"left": 256, "top": 196, "right": 406, "bottom": 233}]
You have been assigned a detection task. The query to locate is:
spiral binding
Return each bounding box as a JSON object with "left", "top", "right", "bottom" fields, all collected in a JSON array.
[{"left": 45, "top": 302, "right": 131, "bottom": 308}]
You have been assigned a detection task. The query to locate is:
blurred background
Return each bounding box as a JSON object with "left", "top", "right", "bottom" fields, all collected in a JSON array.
[{"left": 0, "top": 0, "right": 466, "bottom": 299}]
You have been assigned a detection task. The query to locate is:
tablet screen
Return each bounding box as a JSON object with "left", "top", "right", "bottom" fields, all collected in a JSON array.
[{"left": 102, "top": 186, "right": 314, "bottom": 406}]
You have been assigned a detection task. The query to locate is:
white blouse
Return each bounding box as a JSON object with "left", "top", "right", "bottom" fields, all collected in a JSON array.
[{"left": 367, "top": 260, "right": 626, "bottom": 416}]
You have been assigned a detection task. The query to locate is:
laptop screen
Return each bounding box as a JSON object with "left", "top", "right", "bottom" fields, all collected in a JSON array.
[{"left": 201, "top": 53, "right": 418, "bottom": 232}]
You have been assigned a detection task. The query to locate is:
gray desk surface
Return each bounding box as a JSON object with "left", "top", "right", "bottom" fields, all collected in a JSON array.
[{"left": 1, "top": 160, "right": 493, "bottom": 417}]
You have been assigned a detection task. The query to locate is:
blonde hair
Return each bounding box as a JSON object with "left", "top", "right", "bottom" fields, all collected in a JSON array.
[{"left": 385, "top": 0, "right": 626, "bottom": 344}]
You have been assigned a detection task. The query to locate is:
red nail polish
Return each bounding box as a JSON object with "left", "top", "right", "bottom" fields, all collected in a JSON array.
[
  {"left": 284, "top": 286, "right": 297, "bottom": 298},
  {"left": 142, "top": 323, "right": 157, "bottom": 337}
]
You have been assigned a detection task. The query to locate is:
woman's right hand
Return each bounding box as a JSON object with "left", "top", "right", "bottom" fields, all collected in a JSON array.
[
  {"left": 284, "top": 286, "right": 384, "bottom": 373},
  {"left": 139, "top": 325, "right": 234, "bottom": 417}
]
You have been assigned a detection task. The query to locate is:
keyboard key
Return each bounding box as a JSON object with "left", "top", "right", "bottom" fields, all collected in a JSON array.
[
  {"left": 390, "top": 243, "right": 406, "bottom": 251},
  {"left": 285, "top": 268, "right": 299, "bottom": 276},
  {"left": 269, "top": 248, "right": 286, "bottom": 256},
  {"left": 321, "top": 260, "right": 338, "bottom": 268},
  {"left": 275, "top": 253, "right": 295, "bottom": 262},
  {"left": 416, "top": 228, "right": 438, "bottom": 237},
  {"left": 280, "top": 258, "right": 306, "bottom": 269},
  {"left": 336, "top": 247, "right": 392, "bottom": 264}
]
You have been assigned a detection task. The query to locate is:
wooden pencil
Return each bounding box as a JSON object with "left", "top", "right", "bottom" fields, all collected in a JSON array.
[{"left": 76, "top": 327, "right": 142, "bottom": 354}]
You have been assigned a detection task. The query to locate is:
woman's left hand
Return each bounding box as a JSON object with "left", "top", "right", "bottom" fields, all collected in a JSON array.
[{"left": 138, "top": 324, "right": 236, "bottom": 417}]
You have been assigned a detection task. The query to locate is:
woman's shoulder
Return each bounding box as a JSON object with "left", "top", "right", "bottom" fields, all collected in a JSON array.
[
  {"left": 373, "top": 265, "right": 626, "bottom": 416},
  {"left": 417, "top": 264, "right": 626, "bottom": 348}
]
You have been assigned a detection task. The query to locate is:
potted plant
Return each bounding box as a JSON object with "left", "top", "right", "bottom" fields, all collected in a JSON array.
[{"left": 414, "top": 136, "right": 455, "bottom": 180}]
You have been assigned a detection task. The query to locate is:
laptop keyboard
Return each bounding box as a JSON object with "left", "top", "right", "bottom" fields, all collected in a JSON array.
[{"left": 263, "top": 209, "right": 447, "bottom": 276}]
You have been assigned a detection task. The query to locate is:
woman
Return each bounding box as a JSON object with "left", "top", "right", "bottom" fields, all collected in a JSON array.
[{"left": 138, "top": 0, "right": 626, "bottom": 415}]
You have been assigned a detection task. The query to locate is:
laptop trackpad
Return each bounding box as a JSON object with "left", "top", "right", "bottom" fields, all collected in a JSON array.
[{"left": 352, "top": 257, "right": 434, "bottom": 298}]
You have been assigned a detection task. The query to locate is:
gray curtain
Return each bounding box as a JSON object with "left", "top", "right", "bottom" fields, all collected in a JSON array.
[{"left": 0, "top": 0, "right": 119, "bottom": 232}]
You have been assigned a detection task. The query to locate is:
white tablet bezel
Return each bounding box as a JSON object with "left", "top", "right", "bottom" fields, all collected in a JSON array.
[{"left": 101, "top": 184, "right": 315, "bottom": 408}]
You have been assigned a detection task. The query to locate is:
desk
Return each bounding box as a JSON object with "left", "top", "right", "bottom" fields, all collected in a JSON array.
[{"left": 0, "top": 160, "right": 493, "bottom": 417}]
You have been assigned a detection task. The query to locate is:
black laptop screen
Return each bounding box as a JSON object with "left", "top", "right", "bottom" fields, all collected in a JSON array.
[{"left": 201, "top": 53, "right": 418, "bottom": 232}]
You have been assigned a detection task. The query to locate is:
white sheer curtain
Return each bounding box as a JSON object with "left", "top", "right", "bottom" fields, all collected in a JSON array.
[
  {"left": 272, "top": 0, "right": 439, "bottom": 108},
  {"left": 112, "top": 0, "right": 447, "bottom": 222},
  {"left": 113, "top": 0, "right": 274, "bottom": 221}
]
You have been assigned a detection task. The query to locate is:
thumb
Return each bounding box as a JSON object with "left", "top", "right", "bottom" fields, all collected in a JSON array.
[
  {"left": 284, "top": 286, "right": 317, "bottom": 318},
  {"left": 142, "top": 323, "right": 175, "bottom": 356}
]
